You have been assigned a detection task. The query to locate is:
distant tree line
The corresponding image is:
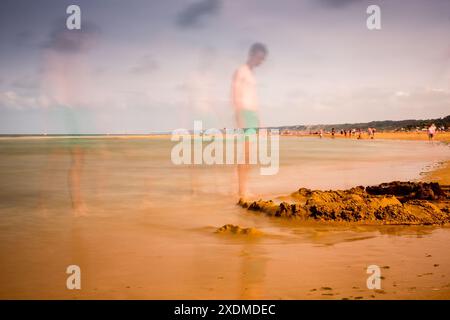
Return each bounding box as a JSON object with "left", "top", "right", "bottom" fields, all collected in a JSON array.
[{"left": 272, "top": 115, "right": 450, "bottom": 132}]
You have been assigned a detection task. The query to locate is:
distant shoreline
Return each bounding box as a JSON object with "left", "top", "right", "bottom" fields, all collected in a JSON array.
[
  {"left": 0, "top": 134, "right": 172, "bottom": 140},
  {"left": 1, "top": 130, "right": 449, "bottom": 142}
]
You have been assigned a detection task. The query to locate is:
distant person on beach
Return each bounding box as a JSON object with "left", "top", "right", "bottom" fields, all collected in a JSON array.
[
  {"left": 331, "top": 128, "right": 335, "bottom": 138},
  {"left": 428, "top": 123, "right": 437, "bottom": 141},
  {"left": 232, "top": 42, "right": 267, "bottom": 197}
]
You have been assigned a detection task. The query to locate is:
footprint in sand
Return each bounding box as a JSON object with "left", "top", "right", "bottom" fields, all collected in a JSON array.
[{"left": 320, "top": 287, "right": 333, "bottom": 291}]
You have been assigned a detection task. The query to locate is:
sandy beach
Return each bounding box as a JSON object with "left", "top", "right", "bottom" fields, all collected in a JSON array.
[
  {"left": 1, "top": 0, "right": 449, "bottom": 310},
  {"left": 0, "top": 132, "right": 449, "bottom": 300},
  {"left": 365, "top": 132, "right": 450, "bottom": 143}
]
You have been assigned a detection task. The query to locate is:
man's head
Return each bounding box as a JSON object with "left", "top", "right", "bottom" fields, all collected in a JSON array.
[{"left": 247, "top": 42, "right": 267, "bottom": 68}]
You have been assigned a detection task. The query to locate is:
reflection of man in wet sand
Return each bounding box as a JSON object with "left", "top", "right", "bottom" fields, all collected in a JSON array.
[
  {"left": 232, "top": 43, "right": 267, "bottom": 197},
  {"left": 69, "top": 145, "right": 87, "bottom": 216},
  {"left": 41, "top": 26, "right": 97, "bottom": 217}
]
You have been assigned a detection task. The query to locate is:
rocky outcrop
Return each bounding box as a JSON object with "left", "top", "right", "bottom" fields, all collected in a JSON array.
[
  {"left": 238, "top": 182, "right": 450, "bottom": 225},
  {"left": 216, "top": 224, "right": 262, "bottom": 235}
]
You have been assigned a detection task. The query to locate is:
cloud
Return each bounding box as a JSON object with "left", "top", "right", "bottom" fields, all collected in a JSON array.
[
  {"left": 12, "top": 76, "right": 39, "bottom": 90},
  {"left": 395, "top": 91, "right": 410, "bottom": 97},
  {"left": 13, "top": 30, "right": 36, "bottom": 47},
  {"left": 318, "top": 0, "right": 361, "bottom": 9},
  {"left": 129, "top": 55, "right": 159, "bottom": 75},
  {"left": 175, "top": 0, "right": 221, "bottom": 28},
  {"left": 42, "top": 20, "right": 100, "bottom": 53},
  {"left": 0, "top": 90, "right": 51, "bottom": 109},
  {"left": 278, "top": 86, "right": 450, "bottom": 125}
]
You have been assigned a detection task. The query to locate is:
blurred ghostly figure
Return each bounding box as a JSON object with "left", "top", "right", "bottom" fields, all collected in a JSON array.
[
  {"left": 231, "top": 43, "right": 267, "bottom": 198},
  {"left": 40, "top": 23, "right": 98, "bottom": 216},
  {"left": 181, "top": 48, "right": 230, "bottom": 196},
  {"left": 42, "top": 25, "right": 98, "bottom": 112},
  {"left": 185, "top": 48, "right": 217, "bottom": 129}
]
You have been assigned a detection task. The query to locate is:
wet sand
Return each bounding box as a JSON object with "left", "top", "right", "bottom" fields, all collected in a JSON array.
[
  {"left": 0, "top": 135, "right": 449, "bottom": 299},
  {"left": 424, "top": 162, "right": 450, "bottom": 185}
]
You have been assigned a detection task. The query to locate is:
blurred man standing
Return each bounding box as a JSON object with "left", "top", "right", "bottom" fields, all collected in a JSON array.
[{"left": 232, "top": 43, "right": 268, "bottom": 197}]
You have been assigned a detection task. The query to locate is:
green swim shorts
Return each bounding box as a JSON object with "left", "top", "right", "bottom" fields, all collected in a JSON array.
[{"left": 240, "top": 109, "right": 259, "bottom": 135}]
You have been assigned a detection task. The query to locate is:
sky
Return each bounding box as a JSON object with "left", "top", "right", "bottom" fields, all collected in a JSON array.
[{"left": 0, "top": 0, "right": 449, "bottom": 134}]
